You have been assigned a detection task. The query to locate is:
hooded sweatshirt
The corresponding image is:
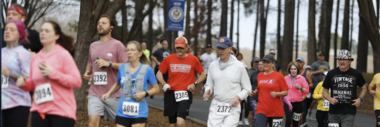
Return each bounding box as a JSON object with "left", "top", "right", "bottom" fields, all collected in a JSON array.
[
  {"left": 21, "top": 44, "right": 82, "bottom": 120},
  {"left": 284, "top": 75, "right": 309, "bottom": 102},
  {"left": 204, "top": 55, "right": 251, "bottom": 102}
]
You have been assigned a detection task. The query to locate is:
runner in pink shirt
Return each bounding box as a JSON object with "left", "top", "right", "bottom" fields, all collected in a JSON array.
[
  {"left": 16, "top": 21, "right": 81, "bottom": 127},
  {"left": 83, "top": 15, "right": 128, "bottom": 127}
]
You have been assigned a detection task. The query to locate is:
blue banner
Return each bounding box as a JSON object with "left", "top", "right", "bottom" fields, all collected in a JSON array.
[{"left": 168, "top": 0, "right": 186, "bottom": 31}]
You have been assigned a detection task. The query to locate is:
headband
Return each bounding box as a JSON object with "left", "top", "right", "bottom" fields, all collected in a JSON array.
[{"left": 8, "top": 6, "right": 26, "bottom": 17}]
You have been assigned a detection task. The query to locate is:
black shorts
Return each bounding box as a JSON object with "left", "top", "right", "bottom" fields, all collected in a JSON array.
[
  {"left": 164, "top": 90, "right": 193, "bottom": 124},
  {"left": 2, "top": 106, "right": 30, "bottom": 127},
  {"left": 31, "top": 111, "right": 75, "bottom": 127},
  {"left": 115, "top": 116, "right": 147, "bottom": 126}
]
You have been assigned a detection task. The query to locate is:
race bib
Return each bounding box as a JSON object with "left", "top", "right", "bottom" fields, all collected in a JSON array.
[
  {"left": 35, "top": 83, "right": 54, "bottom": 104},
  {"left": 2, "top": 75, "right": 9, "bottom": 88},
  {"left": 93, "top": 72, "right": 107, "bottom": 85},
  {"left": 215, "top": 102, "right": 232, "bottom": 115},
  {"left": 323, "top": 100, "right": 330, "bottom": 108},
  {"left": 293, "top": 113, "right": 302, "bottom": 121},
  {"left": 328, "top": 123, "right": 339, "bottom": 127},
  {"left": 306, "top": 93, "right": 311, "bottom": 98},
  {"left": 122, "top": 102, "right": 139, "bottom": 116},
  {"left": 272, "top": 119, "right": 283, "bottom": 127},
  {"left": 174, "top": 91, "right": 189, "bottom": 102}
]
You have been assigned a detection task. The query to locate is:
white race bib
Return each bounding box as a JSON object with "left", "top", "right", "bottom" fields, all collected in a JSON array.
[
  {"left": 174, "top": 91, "right": 189, "bottom": 102},
  {"left": 122, "top": 102, "right": 139, "bottom": 116},
  {"left": 293, "top": 113, "right": 302, "bottom": 121},
  {"left": 35, "top": 83, "right": 54, "bottom": 104},
  {"left": 93, "top": 72, "right": 107, "bottom": 85},
  {"left": 272, "top": 119, "right": 283, "bottom": 127},
  {"left": 215, "top": 102, "right": 232, "bottom": 115},
  {"left": 307, "top": 93, "right": 311, "bottom": 98},
  {"left": 323, "top": 100, "right": 330, "bottom": 108},
  {"left": 2, "top": 75, "right": 9, "bottom": 88},
  {"left": 328, "top": 123, "right": 339, "bottom": 127}
]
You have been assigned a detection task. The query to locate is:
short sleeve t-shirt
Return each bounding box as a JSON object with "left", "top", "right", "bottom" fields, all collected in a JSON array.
[
  {"left": 158, "top": 53, "right": 204, "bottom": 91},
  {"left": 199, "top": 53, "right": 217, "bottom": 74},
  {"left": 311, "top": 61, "right": 330, "bottom": 83},
  {"left": 255, "top": 71, "right": 289, "bottom": 117},
  {"left": 370, "top": 73, "right": 380, "bottom": 110},
  {"left": 87, "top": 38, "right": 128, "bottom": 97},
  {"left": 322, "top": 67, "right": 366, "bottom": 114},
  {"left": 116, "top": 63, "right": 157, "bottom": 118},
  {"left": 153, "top": 48, "right": 171, "bottom": 62}
]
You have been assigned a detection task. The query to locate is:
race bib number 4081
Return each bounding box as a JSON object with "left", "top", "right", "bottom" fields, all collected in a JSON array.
[
  {"left": 174, "top": 91, "right": 189, "bottom": 102},
  {"left": 93, "top": 72, "right": 107, "bottom": 85},
  {"left": 2, "top": 75, "right": 9, "bottom": 88},
  {"left": 35, "top": 83, "right": 54, "bottom": 104}
]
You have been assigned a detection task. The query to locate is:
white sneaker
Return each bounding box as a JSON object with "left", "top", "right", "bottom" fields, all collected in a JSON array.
[
  {"left": 243, "top": 118, "right": 249, "bottom": 125},
  {"left": 238, "top": 121, "right": 243, "bottom": 125},
  {"left": 300, "top": 123, "right": 308, "bottom": 127}
]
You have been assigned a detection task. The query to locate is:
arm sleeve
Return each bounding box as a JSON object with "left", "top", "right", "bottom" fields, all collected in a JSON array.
[
  {"left": 204, "top": 67, "right": 214, "bottom": 94},
  {"left": 117, "top": 43, "right": 128, "bottom": 63},
  {"left": 147, "top": 66, "right": 158, "bottom": 85},
  {"left": 158, "top": 57, "right": 169, "bottom": 74},
  {"left": 313, "top": 82, "right": 324, "bottom": 99},
  {"left": 87, "top": 47, "right": 93, "bottom": 67},
  {"left": 48, "top": 52, "right": 82, "bottom": 89},
  {"left": 237, "top": 66, "right": 252, "bottom": 100}
]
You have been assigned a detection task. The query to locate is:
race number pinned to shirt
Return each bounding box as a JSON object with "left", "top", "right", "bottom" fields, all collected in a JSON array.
[
  {"left": 293, "top": 113, "right": 302, "bottom": 121},
  {"left": 272, "top": 119, "right": 283, "bottom": 127},
  {"left": 174, "top": 91, "right": 189, "bottom": 102},
  {"left": 122, "top": 102, "right": 139, "bottom": 116},
  {"left": 215, "top": 102, "right": 232, "bottom": 115},
  {"left": 323, "top": 100, "right": 330, "bottom": 108},
  {"left": 328, "top": 123, "right": 339, "bottom": 127},
  {"left": 306, "top": 93, "right": 311, "bottom": 98},
  {"left": 35, "top": 83, "right": 54, "bottom": 104},
  {"left": 2, "top": 75, "right": 9, "bottom": 88},
  {"left": 93, "top": 72, "right": 107, "bottom": 85}
]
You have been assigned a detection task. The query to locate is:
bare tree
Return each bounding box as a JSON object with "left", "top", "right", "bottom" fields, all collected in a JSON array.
[
  {"left": 341, "top": 0, "right": 350, "bottom": 50},
  {"left": 308, "top": 0, "right": 317, "bottom": 64},
  {"left": 259, "top": 0, "right": 270, "bottom": 59},
  {"left": 229, "top": 0, "right": 235, "bottom": 40},
  {"left": 277, "top": 0, "right": 281, "bottom": 63},
  {"left": 295, "top": 0, "right": 300, "bottom": 58},
  {"left": 184, "top": 0, "right": 191, "bottom": 39},
  {"left": 148, "top": 0, "right": 154, "bottom": 51},
  {"left": 333, "top": 0, "right": 340, "bottom": 67},
  {"left": 206, "top": 0, "right": 212, "bottom": 46},
  {"left": 126, "top": 0, "right": 157, "bottom": 42},
  {"left": 357, "top": 0, "right": 380, "bottom": 73},
  {"left": 282, "top": 0, "right": 295, "bottom": 71},
  {"left": 356, "top": 18, "right": 368, "bottom": 72},
  {"left": 322, "top": 0, "right": 333, "bottom": 62},
  {"left": 220, "top": 0, "right": 228, "bottom": 37},
  {"left": 252, "top": 0, "right": 260, "bottom": 58}
]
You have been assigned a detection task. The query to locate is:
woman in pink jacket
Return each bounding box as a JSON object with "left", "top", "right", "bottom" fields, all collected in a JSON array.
[
  {"left": 283, "top": 62, "right": 309, "bottom": 127},
  {"left": 16, "top": 21, "right": 81, "bottom": 127}
]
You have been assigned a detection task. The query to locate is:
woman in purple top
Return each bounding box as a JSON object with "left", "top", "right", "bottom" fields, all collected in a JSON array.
[{"left": 2, "top": 19, "right": 32, "bottom": 127}]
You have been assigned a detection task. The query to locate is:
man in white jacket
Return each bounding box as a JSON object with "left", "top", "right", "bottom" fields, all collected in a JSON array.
[{"left": 203, "top": 36, "right": 251, "bottom": 127}]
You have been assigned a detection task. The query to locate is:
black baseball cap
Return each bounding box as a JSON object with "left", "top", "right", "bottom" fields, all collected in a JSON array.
[
  {"left": 262, "top": 54, "right": 275, "bottom": 62},
  {"left": 206, "top": 44, "right": 212, "bottom": 48}
]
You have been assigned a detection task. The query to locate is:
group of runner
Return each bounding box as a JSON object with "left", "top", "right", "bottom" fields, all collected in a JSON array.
[{"left": 2, "top": 3, "right": 380, "bottom": 127}]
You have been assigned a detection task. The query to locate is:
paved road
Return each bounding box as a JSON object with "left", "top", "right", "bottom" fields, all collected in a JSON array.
[{"left": 148, "top": 95, "right": 376, "bottom": 127}]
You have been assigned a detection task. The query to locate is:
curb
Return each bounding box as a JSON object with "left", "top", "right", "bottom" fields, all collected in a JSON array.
[{"left": 148, "top": 104, "right": 207, "bottom": 126}]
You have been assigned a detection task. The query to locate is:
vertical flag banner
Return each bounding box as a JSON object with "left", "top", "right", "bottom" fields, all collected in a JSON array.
[{"left": 168, "top": 0, "right": 186, "bottom": 31}]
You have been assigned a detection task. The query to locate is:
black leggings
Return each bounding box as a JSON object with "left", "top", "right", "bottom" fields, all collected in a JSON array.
[
  {"left": 284, "top": 102, "right": 292, "bottom": 127},
  {"left": 375, "top": 110, "right": 380, "bottom": 127},
  {"left": 2, "top": 106, "right": 30, "bottom": 127},
  {"left": 290, "top": 102, "right": 303, "bottom": 127},
  {"left": 239, "top": 100, "right": 250, "bottom": 120},
  {"left": 31, "top": 112, "right": 75, "bottom": 127},
  {"left": 255, "top": 113, "right": 283, "bottom": 127},
  {"left": 316, "top": 110, "right": 328, "bottom": 127},
  {"left": 302, "top": 98, "right": 313, "bottom": 124}
]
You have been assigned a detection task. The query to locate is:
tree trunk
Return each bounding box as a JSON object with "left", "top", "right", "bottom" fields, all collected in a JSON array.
[
  {"left": 357, "top": 0, "right": 380, "bottom": 73},
  {"left": 356, "top": 18, "right": 368, "bottom": 72},
  {"left": 253, "top": 0, "right": 260, "bottom": 58},
  {"left": 74, "top": 0, "right": 125, "bottom": 111},
  {"left": 230, "top": 0, "right": 235, "bottom": 41},
  {"left": 193, "top": 0, "right": 199, "bottom": 57},
  {"left": 220, "top": 0, "right": 228, "bottom": 37},
  {"left": 333, "top": 0, "right": 340, "bottom": 68},
  {"left": 237, "top": 0, "right": 241, "bottom": 53},
  {"left": 206, "top": 0, "right": 212, "bottom": 46},
  {"left": 341, "top": 0, "right": 350, "bottom": 50},
  {"left": 349, "top": 0, "right": 354, "bottom": 50},
  {"left": 135, "top": 0, "right": 143, "bottom": 42},
  {"left": 127, "top": 0, "right": 157, "bottom": 42},
  {"left": 163, "top": 0, "right": 172, "bottom": 50},
  {"left": 282, "top": 0, "right": 295, "bottom": 71},
  {"left": 185, "top": 0, "right": 191, "bottom": 39},
  {"left": 259, "top": 0, "right": 265, "bottom": 58},
  {"left": 277, "top": 0, "right": 282, "bottom": 65},
  {"left": 295, "top": 0, "right": 300, "bottom": 58},
  {"left": 121, "top": 3, "right": 128, "bottom": 44},
  {"left": 148, "top": 0, "right": 154, "bottom": 51},
  {"left": 323, "top": 0, "right": 333, "bottom": 62}
]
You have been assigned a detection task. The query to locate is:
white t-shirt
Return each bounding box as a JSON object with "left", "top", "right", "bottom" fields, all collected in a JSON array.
[{"left": 200, "top": 53, "right": 217, "bottom": 74}]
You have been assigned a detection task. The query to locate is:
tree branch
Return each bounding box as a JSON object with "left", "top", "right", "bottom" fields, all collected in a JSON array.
[{"left": 105, "top": 0, "right": 126, "bottom": 18}]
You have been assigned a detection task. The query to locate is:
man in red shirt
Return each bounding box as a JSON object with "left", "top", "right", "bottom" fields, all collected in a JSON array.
[{"left": 156, "top": 36, "right": 206, "bottom": 127}]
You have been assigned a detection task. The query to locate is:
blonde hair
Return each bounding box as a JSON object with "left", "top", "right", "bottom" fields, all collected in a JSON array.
[{"left": 126, "top": 41, "right": 150, "bottom": 65}]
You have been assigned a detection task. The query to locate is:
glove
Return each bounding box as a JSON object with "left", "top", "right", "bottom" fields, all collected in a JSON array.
[{"left": 162, "top": 84, "right": 171, "bottom": 92}]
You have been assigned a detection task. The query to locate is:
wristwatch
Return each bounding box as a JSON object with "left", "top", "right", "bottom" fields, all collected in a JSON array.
[
  {"left": 108, "top": 61, "right": 113, "bottom": 67},
  {"left": 145, "top": 91, "right": 149, "bottom": 97},
  {"left": 359, "top": 97, "right": 363, "bottom": 102},
  {"left": 194, "top": 82, "right": 198, "bottom": 87}
]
